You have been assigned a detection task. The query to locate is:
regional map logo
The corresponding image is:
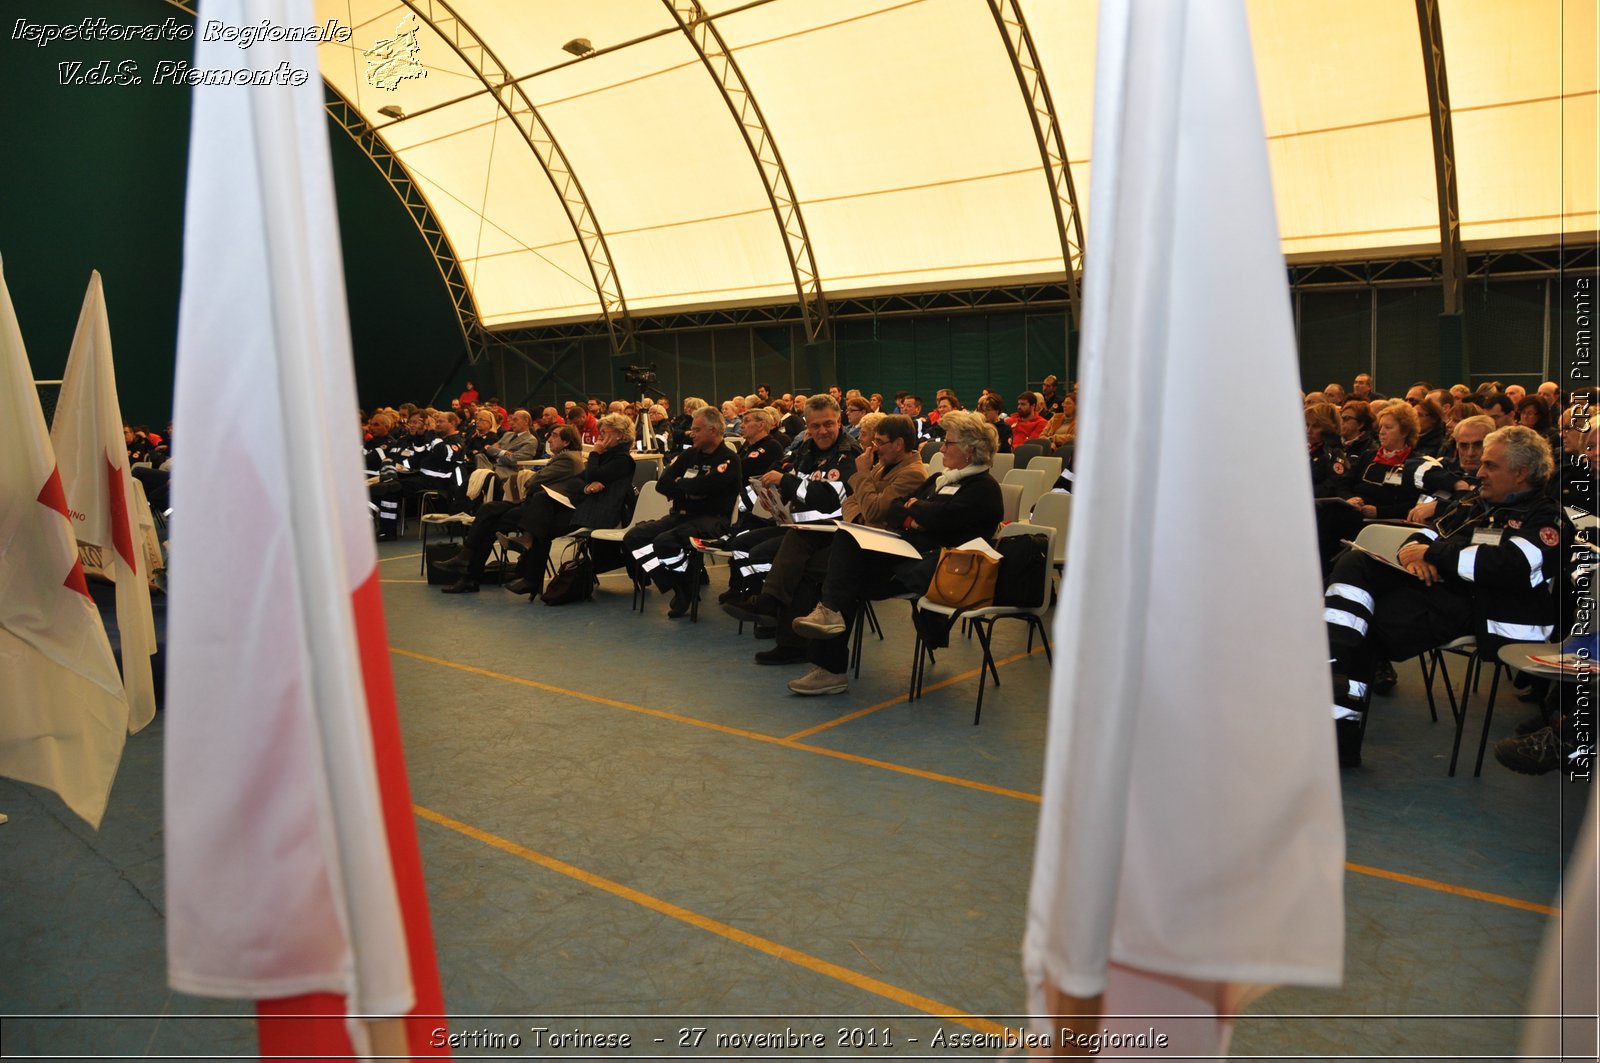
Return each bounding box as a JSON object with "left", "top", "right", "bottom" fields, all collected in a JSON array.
[{"left": 365, "top": 15, "right": 425, "bottom": 91}]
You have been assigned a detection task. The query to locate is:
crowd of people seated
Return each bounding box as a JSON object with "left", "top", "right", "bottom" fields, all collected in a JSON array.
[
  {"left": 1303, "top": 376, "right": 1596, "bottom": 777},
  {"left": 355, "top": 371, "right": 1593, "bottom": 779}
]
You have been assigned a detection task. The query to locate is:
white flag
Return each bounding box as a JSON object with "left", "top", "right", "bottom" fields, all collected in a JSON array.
[
  {"left": 0, "top": 256, "right": 130, "bottom": 829},
  {"left": 50, "top": 271, "right": 158, "bottom": 733},
  {"left": 164, "top": 2, "right": 443, "bottom": 1049},
  {"left": 1022, "top": 0, "right": 1345, "bottom": 1044}
]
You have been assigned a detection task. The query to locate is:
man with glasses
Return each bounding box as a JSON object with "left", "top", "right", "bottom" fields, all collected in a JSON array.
[
  {"left": 1406, "top": 415, "right": 1494, "bottom": 524},
  {"left": 1351, "top": 373, "right": 1385, "bottom": 401}
]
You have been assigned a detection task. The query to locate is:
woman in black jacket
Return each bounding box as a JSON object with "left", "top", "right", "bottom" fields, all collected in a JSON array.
[{"left": 505, "top": 414, "right": 638, "bottom": 598}]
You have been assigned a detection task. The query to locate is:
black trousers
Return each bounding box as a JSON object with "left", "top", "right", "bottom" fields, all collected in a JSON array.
[
  {"left": 510, "top": 495, "right": 576, "bottom": 593},
  {"left": 1324, "top": 549, "right": 1475, "bottom": 750},
  {"left": 802, "top": 534, "right": 937, "bottom": 674},
  {"left": 623, "top": 513, "right": 730, "bottom": 592}
]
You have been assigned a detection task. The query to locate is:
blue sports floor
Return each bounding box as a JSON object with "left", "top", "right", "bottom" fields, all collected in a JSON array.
[{"left": 0, "top": 540, "right": 1589, "bottom": 1060}]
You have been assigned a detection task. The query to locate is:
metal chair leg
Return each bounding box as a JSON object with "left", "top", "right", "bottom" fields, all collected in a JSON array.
[
  {"left": 1473, "top": 663, "right": 1506, "bottom": 777},
  {"left": 1446, "top": 654, "right": 1481, "bottom": 777}
]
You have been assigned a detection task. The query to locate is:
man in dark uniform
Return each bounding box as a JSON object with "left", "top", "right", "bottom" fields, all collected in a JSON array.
[
  {"left": 722, "top": 395, "right": 860, "bottom": 604},
  {"left": 624, "top": 406, "right": 742, "bottom": 618},
  {"left": 708, "top": 407, "right": 791, "bottom": 602},
  {"left": 1323, "top": 425, "right": 1568, "bottom": 767},
  {"left": 416, "top": 410, "right": 469, "bottom": 510},
  {"left": 1406, "top": 414, "right": 1493, "bottom": 524}
]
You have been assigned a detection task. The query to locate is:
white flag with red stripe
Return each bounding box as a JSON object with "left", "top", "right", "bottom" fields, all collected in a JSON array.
[
  {"left": 165, "top": 0, "right": 446, "bottom": 1054},
  {"left": 1022, "top": 0, "right": 1344, "bottom": 1049},
  {"left": 50, "top": 270, "right": 158, "bottom": 734},
  {"left": 0, "top": 256, "right": 131, "bottom": 829}
]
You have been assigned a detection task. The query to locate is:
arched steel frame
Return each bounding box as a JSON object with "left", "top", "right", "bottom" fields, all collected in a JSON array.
[
  {"left": 400, "top": 0, "right": 636, "bottom": 358},
  {"left": 986, "top": 0, "right": 1085, "bottom": 329},
  {"left": 324, "top": 94, "right": 483, "bottom": 360},
  {"left": 1416, "top": 0, "right": 1467, "bottom": 316},
  {"left": 661, "top": 0, "right": 831, "bottom": 344}
]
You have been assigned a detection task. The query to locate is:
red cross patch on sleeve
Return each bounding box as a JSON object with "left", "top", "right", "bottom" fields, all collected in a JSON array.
[
  {"left": 717, "top": 462, "right": 729, "bottom": 473},
  {"left": 1539, "top": 526, "right": 1560, "bottom": 547}
]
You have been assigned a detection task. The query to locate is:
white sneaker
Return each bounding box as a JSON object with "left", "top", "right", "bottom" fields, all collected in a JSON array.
[
  {"left": 788, "top": 666, "right": 849, "bottom": 696},
  {"left": 792, "top": 603, "right": 847, "bottom": 638}
]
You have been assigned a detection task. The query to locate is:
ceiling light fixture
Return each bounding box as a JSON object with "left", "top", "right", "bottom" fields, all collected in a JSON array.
[
  {"left": 378, "top": 104, "right": 405, "bottom": 119},
  {"left": 561, "top": 37, "right": 594, "bottom": 58}
]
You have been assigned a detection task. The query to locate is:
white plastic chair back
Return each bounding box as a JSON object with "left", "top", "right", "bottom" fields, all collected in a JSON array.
[
  {"left": 592, "top": 481, "right": 669, "bottom": 542},
  {"left": 1352, "top": 522, "right": 1418, "bottom": 562},
  {"left": 1028, "top": 491, "right": 1072, "bottom": 568},
  {"left": 1002, "top": 467, "right": 1050, "bottom": 520},
  {"left": 926, "top": 451, "right": 945, "bottom": 474},
  {"left": 999, "top": 482, "right": 1023, "bottom": 525},
  {"left": 1028, "top": 455, "right": 1063, "bottom": 483},
  {"left": 989, "top": 452, "right": 1015, "bottom": 479}
]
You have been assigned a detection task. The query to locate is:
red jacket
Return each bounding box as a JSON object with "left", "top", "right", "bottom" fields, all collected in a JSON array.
[{"left": 1010, "top": 412, "right": 1048, "bottom": 444}]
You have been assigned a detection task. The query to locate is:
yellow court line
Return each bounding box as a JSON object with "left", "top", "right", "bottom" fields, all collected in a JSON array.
[
  {"left": 392, "top": 646, "right": 1561, "bottom": 916},
  {"left": 785, "top": 647, "right": 1047, "bottom": 741},
  {"left": 381, "top": 579, "right": 431, "bottom": 584},
  {"left": 1344, "top": 861, "right": 1559, "bottom": 917},
  {"left": 414, "top": 804, "right": 1010, "bottom": 1038},
  {"left": 391, "top": 647, "right": 1040, "bottom": 803}
]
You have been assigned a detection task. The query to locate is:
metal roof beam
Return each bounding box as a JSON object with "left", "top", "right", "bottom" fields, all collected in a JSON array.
[
  {"left": 663, "top": 0, "right": 830, "bottom": 344},
  {"left": 987, "top": 0, "right": 1085, "bottom": 328},
  {"left": 401, "top": 0, "right": 636, "bottom": 358}
]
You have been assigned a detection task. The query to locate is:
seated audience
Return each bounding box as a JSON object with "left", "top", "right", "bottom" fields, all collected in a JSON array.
[
  {"left": 502, "top": 415, "right": 638, "bottom": 599},
  {"left": 623, "top": 407, "right": 742, "bottom": 618},
  {"left": 780, "top": 411, "right": 1004, "bottom": 696},
  {"left": 436, "top": 425, "right": 585, "bottom": 592},
  {"left": 1323, "top": 426, "right": 1566, "bottom": 767}
]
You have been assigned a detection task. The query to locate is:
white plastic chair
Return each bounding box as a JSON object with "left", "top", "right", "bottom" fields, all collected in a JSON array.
[
  {"left": 1027, "top": 455, "right": 1063, "bottom": 483},
  {"left": 1028, "top": 491, "right": 1072, "bottom": 588},
  {"left": 989, "top": 452, "right": 1015, "bottom": 479},
  {"left": 590, "top": 481, "right": 671, "bottom": 609},
  {"left": 998, "top": 482, "right": 1023, "bottom": 524},
  {"left": 911, "top": 522, "right": 1056, "bottom": 724},
  {"left": 926, "top": 451, "right": 945, "bottom": 474},
  {"left": 1002, "top": 468, "right": 1050, "bottom": 521}
]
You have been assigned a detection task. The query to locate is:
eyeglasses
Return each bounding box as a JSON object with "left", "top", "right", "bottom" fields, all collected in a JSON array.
[{"left": 1455, "top": 440, "right": 1485, "bottom": 450}]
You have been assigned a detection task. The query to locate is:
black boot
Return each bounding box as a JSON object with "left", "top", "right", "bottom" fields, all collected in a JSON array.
[{"left": 441, "top": 578, "right": 479, "bottom": 594}]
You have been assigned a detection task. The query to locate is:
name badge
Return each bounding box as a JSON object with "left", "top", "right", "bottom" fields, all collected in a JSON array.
[
  {"left": 683, "top": 468, "right": 700, "bottom": 479},
  {"left": 1470, "top": 527, "right": 1502, "bottom": 547},
  {"left": 937, "top": 484, "right": 960, "bottom": 495},
  {"left": 1383, "top": 467, "right": 1403, "bottom": 486}
]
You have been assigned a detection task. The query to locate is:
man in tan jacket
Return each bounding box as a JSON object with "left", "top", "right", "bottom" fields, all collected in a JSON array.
[{"left": 725, "top": 415, "right": 927, "bottom": 667}]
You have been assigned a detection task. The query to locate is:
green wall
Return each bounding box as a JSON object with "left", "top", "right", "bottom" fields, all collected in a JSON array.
[{"left": 1, "top": 0, "right": 463, "bottom": 427}]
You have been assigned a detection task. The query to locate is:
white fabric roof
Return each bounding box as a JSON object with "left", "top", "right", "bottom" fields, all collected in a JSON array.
[{"left": 314, "top": 0, "right": 1598, "bottom": 331}]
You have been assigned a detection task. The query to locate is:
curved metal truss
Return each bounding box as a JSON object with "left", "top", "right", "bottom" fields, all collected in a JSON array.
[
  {"left": 324, "top": 93, "right": 484, "bottom": 359},
  {"left": 163, "top": 0, "right": 494, "bottom": 364},
  {"left": 1416, "top": 0, "right": 1467, "bottom": 316},
  {"left": 987, "top": 0, "right": 1085, "bottom": 329},
  {"left": 400, "top": 0, "right": 636, "bottom": 357},
  {"left": 662, "top": 0, "right": 831, "bottom": 344}
]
